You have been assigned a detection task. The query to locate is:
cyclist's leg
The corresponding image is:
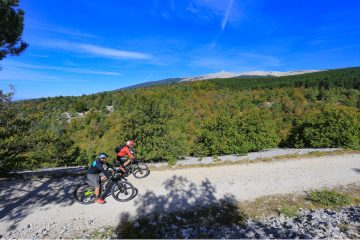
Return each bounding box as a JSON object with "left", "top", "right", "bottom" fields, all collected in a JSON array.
[
  {"left": 99, "top": 172, "right": 107, "bottom": 182},
  {"left": 116, "top": 156, "right": 125, "bottom": 172},
  {"left": 93, "top": 175, "right": 106, "bottom": 204},
  {"left": 87, "top": 173, "right": 101, "bottom": 198},
  {"left": 97, "top": 173, "right": 108, "bottom": 203},
  {"left": 123, "top": 159, "right": 131, "bottom": 167},
  {"left": 118, "top": 157, "right": 128, "bottom": 173},
  {"left": 95, "top": 187, "right": 101, "bottom": 199}
]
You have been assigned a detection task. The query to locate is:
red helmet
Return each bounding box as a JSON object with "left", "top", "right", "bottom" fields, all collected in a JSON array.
[{"left": 126, "top": 140, "right": 135, "bottom": 147}]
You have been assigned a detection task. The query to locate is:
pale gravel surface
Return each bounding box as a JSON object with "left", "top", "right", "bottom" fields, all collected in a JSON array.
[{"left": 0, "top": 152, "right": 359, "bottom": 239}]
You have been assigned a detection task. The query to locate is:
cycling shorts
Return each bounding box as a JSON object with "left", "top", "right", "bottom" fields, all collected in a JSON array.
[
  {"left": 87, "top": 173, "right": 105, "bottom": 188},
  {"left": 116, "top": 156, "right": 128, "bottom": 165}
]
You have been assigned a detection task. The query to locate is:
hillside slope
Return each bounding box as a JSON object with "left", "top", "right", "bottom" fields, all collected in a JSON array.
[{"left": 7, "top": 66, "right": 360, "bottom": 172}]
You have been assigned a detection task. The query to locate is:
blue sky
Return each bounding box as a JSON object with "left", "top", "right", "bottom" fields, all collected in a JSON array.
[{"left": 1, "top": 0, "right": 359, "bottom": 100}]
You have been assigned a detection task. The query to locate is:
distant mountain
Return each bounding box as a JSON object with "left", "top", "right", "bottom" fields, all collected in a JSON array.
[
  {"left": 179, "top": 70, "right": 323, "bottom": 82},
  {"left": 180, "top": 71, "right": 239, "bottom": 82},
  {"left": 119, "top": 69, "right": 323, "bottom": 91},
  {"left": 120, "top": 78, "right": 183, "bottom": 90}
]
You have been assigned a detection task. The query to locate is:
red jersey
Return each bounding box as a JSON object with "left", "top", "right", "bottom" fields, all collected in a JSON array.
[{"left": 116, "top": 145, "right": 134, "bottom": 159}]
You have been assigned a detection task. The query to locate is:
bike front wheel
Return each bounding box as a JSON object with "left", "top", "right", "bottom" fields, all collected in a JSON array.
[
  {"left": 111, "top": 180, "right": 136, "bottom": 202},
  {"left": 73, "top": 183, "right": 96, "bottom": 205},
  {"left": 132, "top": 162, "right": 150, "bottom": 178}
]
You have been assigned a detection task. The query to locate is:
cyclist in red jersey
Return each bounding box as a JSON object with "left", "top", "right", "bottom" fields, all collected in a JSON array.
[{"left": 116, "top": 140, "right": 136, "bottom": 173}]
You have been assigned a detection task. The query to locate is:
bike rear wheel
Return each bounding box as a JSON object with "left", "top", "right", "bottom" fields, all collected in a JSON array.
[
  {"left": 132, "top": 162, "right": 150, "bottom": 178},
  {"left": 73, "top": 183, "right": 96, "bottom": 205},
  {"left": 111, "top": 180, "right": 136, "bottom": 202}
]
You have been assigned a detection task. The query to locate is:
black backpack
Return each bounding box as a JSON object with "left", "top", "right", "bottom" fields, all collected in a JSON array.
[{"left": 115, "top": 144, "right": 126, "bottom": 153}]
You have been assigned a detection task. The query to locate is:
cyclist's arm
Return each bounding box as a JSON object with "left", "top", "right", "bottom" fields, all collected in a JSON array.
[
  {"left": 96, "top": 161, "right": 111, "bottom": 179},
  {"left": 125, "top": 148, "right": 134, "bottom": 159}
]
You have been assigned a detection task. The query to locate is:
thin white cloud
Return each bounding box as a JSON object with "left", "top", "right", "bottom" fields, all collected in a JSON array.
[
  {"left": 205, "top": 0, "right": 235, "bottom": 51},
  {"left": 28, "top": 24, "right": 98, "bottom": 38},
  {"left": 208, "top": 32, "right": 222, "bottom": 51},
  {"left": 3, "top": 61, "right": 121, "bottom": 76},
  {"left": 77, "top": 44, "right": 151, "bottom": 60},
  {"left": 169, "top": 0, "right": 176, "bottom": 11},
  {"left": 324, "top": 44, "right": 360, "bottom": 52},
  {"left": 29, "top": 54, "right": 49, "bottom": 58},
  {"left": 187, "top": 0, "right": 241, "bottom": 25},
  {"left": 0, "top": 67, "right": 60, "bottom": 82},
  {"left": 307, "top": 39, "right": 329, "bottom": 45},
  {"left": 221, "top": 0, "right": 234, "bottom": 30},
  {"left": 0, "top": 66, "right": 108, "bottom": 83},
  {"left": 35, "top": 40, "right": 152, "bottom": 60}
]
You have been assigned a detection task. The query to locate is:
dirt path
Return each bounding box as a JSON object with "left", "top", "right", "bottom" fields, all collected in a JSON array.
[{"left": 1, "top": 154, "right": 359, "bottom": 238}]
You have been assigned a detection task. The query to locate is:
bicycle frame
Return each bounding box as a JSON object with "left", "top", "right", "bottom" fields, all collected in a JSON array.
[{"left": 99, "top": 174, "right": 127, "bottom": 197}]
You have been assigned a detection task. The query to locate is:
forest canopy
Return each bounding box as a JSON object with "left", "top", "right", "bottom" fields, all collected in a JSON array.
[{"left": 1, "top": 67, "right": 360, "bottom": 172}]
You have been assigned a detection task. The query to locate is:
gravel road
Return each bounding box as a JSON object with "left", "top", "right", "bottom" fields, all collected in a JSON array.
[{"left": 1, "top": 153, "right": 359, "bottom": 238}]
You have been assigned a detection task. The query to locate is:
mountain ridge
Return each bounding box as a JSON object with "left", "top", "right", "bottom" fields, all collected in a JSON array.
[
  {"left": 116, "top": 69, "right": 324, "bottom": 91},
  {"left": 179, "top": 70, "right": 323, "bottom": 82}
]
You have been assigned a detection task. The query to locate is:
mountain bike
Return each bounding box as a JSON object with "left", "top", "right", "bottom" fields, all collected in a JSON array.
[
  {"left": 112, "top": 159, "right": 150, "bottom": 179},
  {"left": 73, "top": 173, "right": 136, "bottom": 205}
]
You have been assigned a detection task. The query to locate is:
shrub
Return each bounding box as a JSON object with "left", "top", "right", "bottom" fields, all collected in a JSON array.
[
  {"left": 198, "top": 109, "right": 280, "bottom": 156},
  {"left": 287, "top": 105, "right": 360, "bottom": 149},
  {"left": 306, "top": 189, "right": 351, "bottom": 207},
  {"left": 277, "top": 206, "right": 299, "bottom": 218},
  {"left": 235, "top": 109, "right": 280, "bottom": 152}
]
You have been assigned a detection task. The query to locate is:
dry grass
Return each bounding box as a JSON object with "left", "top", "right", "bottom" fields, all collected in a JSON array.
[
  {"left": 150, "top": 149, "right": 360, "bottom": 172},
  {"left": 237, "top": 183, "right": 360, "bottom": 219}
]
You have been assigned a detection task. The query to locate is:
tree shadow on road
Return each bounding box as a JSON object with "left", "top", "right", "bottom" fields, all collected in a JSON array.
[
  {"left": 0, "top": 176, "right": 80, "bottom": 231},
  {"left": 136, "top": 175, "right": 218, "bottom": 215},
  {"left": 114, "top": 175, "right": 248, "bottom": 238},
  {"left": 113, "top": 175, "right": 317, "bottom": 239}
]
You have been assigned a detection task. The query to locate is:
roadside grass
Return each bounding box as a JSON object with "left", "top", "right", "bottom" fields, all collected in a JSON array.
[
  {"left": 212, "top": 155, "right": 221, "bottom": 162},
  {"left": 90, "top": 226, "right": 113, "bottom": 239},
  {"left": 238, "top": 184, "right": 360, "bottom": 219},
  {"left": 151, "top": 149, "right": 359, "bottom": 172},
  {"left": 90, "top": 184, "right": 360, "bottom": 239},
  {"left": 271, "top": 149, "right": 359, "bottom": 160},
  {"left": 306, "top": 189, "right": 351, "bottom": 207},
  {"left": 277, "top": 206, "right": 299, "bottom": 218},
  {"left": 238, "top": 193, "right": 311, "bottom": 219}
]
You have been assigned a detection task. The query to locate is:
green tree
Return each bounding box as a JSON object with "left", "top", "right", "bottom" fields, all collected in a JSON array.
[
  {"left": 0, "top": 87, "right": 80, "bottom": 172},
  {"left": 197, "top": 110, "right": 280, "bottom": 155},
  {"left": 235, "top": 109, "right": 280, "bottom": 152},
  {"left": 6, "top": 67, "right": 360, "bottom": 167},
  {"left": 74, "top": 100, "right": 89, "bottom": 112},
  {"left": 110, "top": 94, "right": 189, "bottom": 163},
  {"left": 0, "top": 0, "right": 28, "bottom": 60},
  {"left": 25, "top": 130, "right": 80, "bottom": 168},
  {"left": 197, "top": 113, "right": 240, "bottom": 156},
  {"left": 0, "top": 87, "right": 30, "bottom": 172},
  {"left": 287, "top": 105, "right": 360, "bottom": 149}
]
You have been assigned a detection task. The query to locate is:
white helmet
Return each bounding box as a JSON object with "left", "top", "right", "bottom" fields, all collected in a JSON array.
[{"left": 126, "top": 140, "right": 135, "bottom": 147}]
